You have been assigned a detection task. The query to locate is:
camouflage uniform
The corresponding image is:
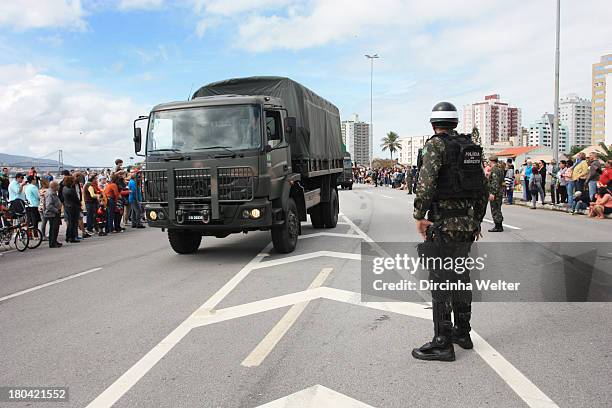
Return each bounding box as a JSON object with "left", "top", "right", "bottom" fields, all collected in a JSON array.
[
  {"left": 412, "top": 130, "right": 487, "bottom": 358},
  {"left": 488, "top": 163, "right": 505, "bottom": 225}
]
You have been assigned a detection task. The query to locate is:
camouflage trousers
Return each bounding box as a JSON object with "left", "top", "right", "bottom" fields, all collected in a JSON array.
[{"left": 489, "top": 195, "right": 504, "bottom": 224}]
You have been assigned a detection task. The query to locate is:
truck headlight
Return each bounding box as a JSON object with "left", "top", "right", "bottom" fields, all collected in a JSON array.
[
  {"left": 149, "top": 210, "right": 158, "bottom": 221},
  {"left": 250, "top": 208, "right": 261, "bottom": 219}
]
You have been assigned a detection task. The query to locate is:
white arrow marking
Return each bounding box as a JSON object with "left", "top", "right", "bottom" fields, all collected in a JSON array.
[
  {"left": 298, "top": 232, "right": 363, "bottom": 240},
  {"left": 257, "top": 384, "right": 374, "bottom": 408},
  {"left": 252, "top": 251, "right": 361, "bottom": 270},
  {"left": 241, "top": 267, "right": 333, "bottom": 367}
]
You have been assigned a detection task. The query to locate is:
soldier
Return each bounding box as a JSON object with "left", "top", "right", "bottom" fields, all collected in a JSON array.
[
  {"left": 412, "top": 102, "right": 488, "bottom": 362},
  {"left": 487, "top": 156, "right": 505, "bottom": 232},
  {"left": 406, "top": 168, "right": 413, "bottom": 194}
]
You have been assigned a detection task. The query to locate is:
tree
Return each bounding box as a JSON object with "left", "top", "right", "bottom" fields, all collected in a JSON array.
[
  {"left": 381, "top": 131, "right": 402, "bottom": 160},
  {"left": 471, "top": 126, "right": 481, "bottom": 145},
  {"left": 596, "top": 142, "right": 612, "bottom": 162},
  {"left": 569, "top": 145, "right": 586, "bottom": 156}
]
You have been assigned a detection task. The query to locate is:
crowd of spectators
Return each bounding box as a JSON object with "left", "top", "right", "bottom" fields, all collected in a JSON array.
[
  {"left": 349, "top": 151, "right": 611, "bottom": 220},
  {"left": 1, "top": 158, "right": 146, "bottom": 249}
]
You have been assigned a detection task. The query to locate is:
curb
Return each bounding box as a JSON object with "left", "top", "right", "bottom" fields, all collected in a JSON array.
[{"left": 509, "top": 199, "right": 611, "bottom": 218}]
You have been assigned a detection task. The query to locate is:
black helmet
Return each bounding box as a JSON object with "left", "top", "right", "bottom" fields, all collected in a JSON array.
[{"left": 430, "top": 101, "right": 459, "bottom": 128}]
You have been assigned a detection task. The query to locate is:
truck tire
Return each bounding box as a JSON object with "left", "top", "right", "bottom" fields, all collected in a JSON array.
[
  {"left": 309, "top": 205, "right": 325, "bottom": 229},
  {"left": 271, "top": 198, "right": 299, "bottom": 254},
  {"left": 321, "top": 188, "right": 339, "bottom": 228},
  {"left": 168, "top": 229, "right": 202, "bottom": 254}
]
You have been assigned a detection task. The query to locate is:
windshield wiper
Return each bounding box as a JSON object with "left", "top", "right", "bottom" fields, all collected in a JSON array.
[
  {"left": 149, "top": 148, "right": 180, "bottom": 153},
  {"left": 194, "top": 146, "right": 237, "bottom": 157}
]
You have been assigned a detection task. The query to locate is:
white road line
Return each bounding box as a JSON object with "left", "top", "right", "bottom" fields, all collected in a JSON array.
[
  {"left": 299, "top": 232, "right": 363, "bottom": 240},
  {"left": 0, "top": 249, "right": 17, "bottom": 256},
  {"left": 381, "top": 194, "right": 393, "bottom": 199},
  {"left": 0, "top": 267, "right": 103, "bottom": 303},
  {"left": 482, "top": 218, "right": 522, "bottom": 230},
  {"left": 241, "top": 267, "right": 333, "bottom": 367},
  {"left": 471, "top": 332, "right": 558, "bottom": 408}
]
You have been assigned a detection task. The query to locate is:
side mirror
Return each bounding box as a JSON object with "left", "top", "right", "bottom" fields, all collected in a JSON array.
[
  {"left": 133, "top": 116, "right": 148, "bottom": 156},
  {"left": 134, "top": 127, "right": 142, "bottom": 154},
  {"left": 264, "top": 144, "right": 273, "bottom": 153},
  {"left": 285, "top": 116, "right": 297, "bottom": 143}
]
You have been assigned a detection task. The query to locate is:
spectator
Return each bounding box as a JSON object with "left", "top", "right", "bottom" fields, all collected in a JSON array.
[
  {"left": 549, "top": 160, "right": 559, "bottom": 205},
  {"left": 62, "top": 175, "right": 81, "bottom": 243},
  {"left": 104, "top": 173, "right": 121, "bottom": 233},
  {"left": 39, "top": 178, "right": 49, "bottom": 240},
  {"left": 572, "top": 153, "right": 589, "bottom": 195},
  {"left": 1, "top": 167, "right": 9, "bottom": 201},
  {"left": 504, "top": 159, "right": 515, "bottom": 204},
  {"left": 43, "top": 171, "right": 54, "bottom": 183},
  {"left": 24, "top": 175, "right": 40, "bottom": 229},
  {"left": 529, "top": 163, "right": 544, "bottom": 209},
  {"left": 589, "top": 187, "right": 612, "bottom": 219},
  {"left": 74, "top": 172, "right": 91, "bottom": 239},
  {"left": 570, "top": 191, "right": 589, "bottom": 214},
  {"left": 114, "top": 159, "right": 124, "bottom": 173},
  {"left": 557, "top": 160, "right": 568, "bottom": 204},
  {"left": 83, "top": 174, "right": 100, "bottom": 235},
  {"left": 599, "top": 160, "right": 612, "bottom": 188},
  {"left": 586, "top": 152, "right": 602, "bottom": 200},
  {"left": 522, "top": 160, "right": 533, "bottom": 202},
  {"left": 8, "top": 172, "right": 27, "bottom": 202},
  {"left": 564, "top": 159, "right": 575, "bottom": 207},
  {"left": 58, "top": 169, "right": 70, "bottom": 203},
  {"left": 44, "top": 181, "right": 63, "bottom": 248},
  {"left": 539, "top": 160, "right": 547, "bottom": 201},
  {"left": 128, "top": 170, "right": 145, "bottom": 228}
]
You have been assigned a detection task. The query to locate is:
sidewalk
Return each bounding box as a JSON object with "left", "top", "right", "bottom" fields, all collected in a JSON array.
[{"left": 509, "top": 198, "right": 612, "bottom": 218}]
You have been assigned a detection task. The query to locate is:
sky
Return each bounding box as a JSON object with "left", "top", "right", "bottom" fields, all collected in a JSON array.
[{"left": 0, "top": 0, "right": 610, "bottom": 166}]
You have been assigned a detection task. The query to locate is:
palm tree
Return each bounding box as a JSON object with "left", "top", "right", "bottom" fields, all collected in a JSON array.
[
  {"left": 471, "top": 127, "right": 481, "bottom": 145},
  {"left": 381, "top": 131, "right": 402, "bottom": 160},
  {"left": 596, "top": 142, "right": 612, "bottom": 162}
]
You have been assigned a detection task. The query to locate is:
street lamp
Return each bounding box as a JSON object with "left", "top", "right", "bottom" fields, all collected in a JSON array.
[
  {"left": 552, "top": 0, "right": 560, "bottom": 162},
  {"left": 365, "top": 54, "right": 379, "bottom": 166}
]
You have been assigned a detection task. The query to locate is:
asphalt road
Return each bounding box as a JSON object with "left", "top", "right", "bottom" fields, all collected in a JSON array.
[{"left": 1, "top": 183, "right": 611, "bottom": 408}]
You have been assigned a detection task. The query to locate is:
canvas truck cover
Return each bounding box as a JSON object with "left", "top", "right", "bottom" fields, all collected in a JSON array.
[{"left": 192, "top": 77, "right": 344, "bottom": 164}]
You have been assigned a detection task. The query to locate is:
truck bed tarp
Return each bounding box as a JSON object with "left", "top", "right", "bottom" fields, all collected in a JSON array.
[{"left": 192, "top": 77, "right": 343, "bottom": 162}]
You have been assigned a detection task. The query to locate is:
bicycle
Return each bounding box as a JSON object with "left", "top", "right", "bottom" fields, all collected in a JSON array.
[{"left": 0, "top": 203, "right": 29, "bottom": 252}]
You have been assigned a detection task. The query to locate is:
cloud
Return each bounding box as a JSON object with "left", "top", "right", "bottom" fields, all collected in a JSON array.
[
  {"left": 0, "top": 64, "right": 146, "bottom": 166},
  {"left": 118, "top": 0, "right": 163, "bottom": 10},
  {"left": 0, "top": 0, "right": 86, "bottom": 30}
]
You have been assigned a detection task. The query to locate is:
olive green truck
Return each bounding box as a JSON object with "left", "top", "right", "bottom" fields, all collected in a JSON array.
[{"left": 133, "top": 77, "right": 344, "bottom": 254}]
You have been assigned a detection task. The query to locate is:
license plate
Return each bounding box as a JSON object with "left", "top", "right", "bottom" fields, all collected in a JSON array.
[{"left": 188, "top": 215, "right": 203, "bottom": 221}]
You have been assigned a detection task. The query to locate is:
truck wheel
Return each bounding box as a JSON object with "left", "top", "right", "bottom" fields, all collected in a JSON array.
[
  {"left": 321, "top": 188, "right": 339, "bottom": 228},
  {"left": 309, "top": 205, "right": 325, "bottom": 229},
  {"left": 271, "top": 198, "right": 299, "bottom": 254},
  {"left": 168, "top": 229, "right": 202, "bottom": 254}
]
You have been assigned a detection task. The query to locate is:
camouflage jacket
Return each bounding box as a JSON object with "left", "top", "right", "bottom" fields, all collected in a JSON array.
[
  {"left": 413, "top": 132, "right": 488, "bottom": 232},
  {"left": 488, "top": 164, "right": 505, "bottom": 197}
]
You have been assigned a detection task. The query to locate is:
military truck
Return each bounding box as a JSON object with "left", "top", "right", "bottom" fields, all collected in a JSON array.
[
  {"left": 133, "top": 77, "right": 344, "bottom": 254},
  {"left": 337, "top": 152, "right": 353, "bottom": 190}
]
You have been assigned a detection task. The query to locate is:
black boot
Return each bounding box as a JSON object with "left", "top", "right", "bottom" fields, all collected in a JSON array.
[
  {"left": 488, "top": 223, "right": 504, "bottom": 232},
  {"left": 452, "top": 303, "right": 473, "bottom": 349},
  {"left": 412, "top": 302, "right": 455, "bottom": 362}
]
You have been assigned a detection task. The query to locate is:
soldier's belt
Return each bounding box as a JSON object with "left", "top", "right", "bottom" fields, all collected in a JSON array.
[{"left": 430, "top": 208, "right": 472, "bottom": 218}]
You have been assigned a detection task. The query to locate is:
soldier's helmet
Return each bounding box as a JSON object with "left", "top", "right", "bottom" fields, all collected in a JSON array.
[{"left": 430, "top": 101, "right": 459, "bottom": 129}]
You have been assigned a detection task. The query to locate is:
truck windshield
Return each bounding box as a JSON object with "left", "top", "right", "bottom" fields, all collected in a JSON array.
[{"left": 147, "top": 105, "right": 261, "bottom": 154}]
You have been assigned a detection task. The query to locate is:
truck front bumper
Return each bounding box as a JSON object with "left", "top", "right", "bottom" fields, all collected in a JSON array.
[{"left": 144, "top": 198, "right": 274, "bottom": 233}]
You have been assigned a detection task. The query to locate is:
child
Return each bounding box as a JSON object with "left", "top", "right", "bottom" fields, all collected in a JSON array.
[{"left": 570, "top": 191, "right": 589, "bottom": 214}]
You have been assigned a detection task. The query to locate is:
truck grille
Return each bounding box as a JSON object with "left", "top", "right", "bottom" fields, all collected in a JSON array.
[
  {"left": 218, "top": 167, "right": 254, "bottom": 201},
  {"left": 173, "top": 167, "right": 254, "bottom": 202},
  {"left": 175, "top": 168, "right": 212, "bottom": 199},
  {"left": 142, "top": 170, "right": 168, "bottom": 203}
]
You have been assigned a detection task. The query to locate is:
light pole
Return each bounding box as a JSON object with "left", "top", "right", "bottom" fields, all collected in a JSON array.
[
  {"left": 365, "top": 54, "right": 379, "bottom": 167},
  {"left": 552, "top": 0, "right": 560, "bottom": 162}
]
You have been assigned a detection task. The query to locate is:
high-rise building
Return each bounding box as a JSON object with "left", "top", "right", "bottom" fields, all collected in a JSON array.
[
  {"left": 462, "top": 94, "right": 522, "bottom": 148},
  {"left": 528, "top": 113, "right": 569, "bottom": 154},
  {"left": 398, "top": 135, "right": 428, "bottom": 166},
  {"left": 560, "top": 93, "right": 592, "bottom": 148},
  {"left": 341, "top": 114, "right": 371, "bottom": 166},
  {"left": 592, "top": 54, "right": 612, "bottom": 145}
]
